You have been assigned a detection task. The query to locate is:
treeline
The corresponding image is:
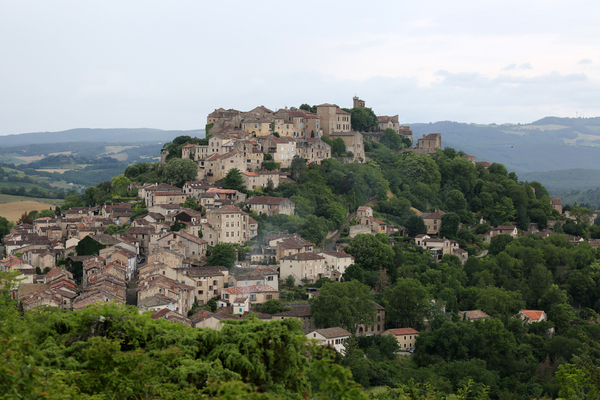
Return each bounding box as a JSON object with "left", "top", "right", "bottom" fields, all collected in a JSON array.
[{"left": 0, "top": 291, "right": 367, "bottom": 400}]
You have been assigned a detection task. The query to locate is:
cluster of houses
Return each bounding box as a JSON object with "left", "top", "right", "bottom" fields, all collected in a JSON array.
[{"left": 170, "top": 96, "right": 420, "bottom": 183}]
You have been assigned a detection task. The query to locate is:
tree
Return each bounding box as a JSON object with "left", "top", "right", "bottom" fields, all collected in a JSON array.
[
  {"left": 254, "top": 299, "right": 292, "bottom": 315},
  {"left": 489, "top": 234, "right": 513, "bottom": 255},
  {"left": 17, "top": 211, "right": 32, "bottom": 225},
  {"left": 331, "top": 138, "right": 347, "bottom": 157},
  {"left": 171, "top": 221, "right": 188, "bottom": 232},
  {"left": 37, "top": 209, "right": 55, "bottom": 218},
  {"left": 345, "top": 234, "right": 394, "bottom": 271},
  {"left": 223, "top": 168, "right": 245, "bottom": 192},
  {"left": 180, "top": 197, "right": 200, "bottom": 211},
  {"left": 61, "top": 194, "right": 85, "bottom": 210},
  {"left": 0, "top": 216, "right": 13, "bottom": 242},
  {"left": 163, "top": 158, "right": 198, "bottom": 187},
  {"left": 299, "top": 215, "right": 329, "bottom": 245},
  {"left": 345, "top": 107, "right": 378, "bottom": 132},
  {"left": 111, "top": 174, "right": 131, "bottom": 196},
  {"left": 476, "top": 286, "right": 525, "bottom": 317},
  {"left": 380, "top": 128, "right": 402, "bottom": 150},
  {"left": 405, "top": 215, "right": 427, "bottom": 237},
  {"left": 309, "top": 280, "right": 376, "bottom": 333},
  {"left": 445, "top": 189, "right": 467, "bottom": 212},
  {"left": 384, "top": 278, "right": 432, "bottom": 330},
  {"left": 290, "top": 155, "right": 307, "bottom": 182},
  {"left": 207, "top": 243, "right": 237, "bottom": 268},
  {"left": 439, "top": 212, "right": 460, "bottom": 239},
  {"left": 285, "top": 274, "right": 295, "bottom": 288}
]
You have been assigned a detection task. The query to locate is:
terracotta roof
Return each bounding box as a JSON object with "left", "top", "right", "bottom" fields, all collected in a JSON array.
[
  {"left": 320, "top": 251, "right": 354, "bottom": 259},
  {"left": 281, "top": 253, "right": 325, "bottom": 261},
  {"left": 520, "top": 310, "right": 545, "bottom": 320},
  {"left": 385, "top": 328, "right": 419, "bottom": 335},
  {"left": 243, "top": 311, "right": 272, "bottom": 320},
  {"left": 188, "top": 266, "right": 227, "bottom": 277},
  {"left": 233, "top": 297, "right": 248, "bottom": 303},
  {"left": 223, "top": 285, "right": 278, "bottom": 294},
  {"left": 458, "top": 310, "right": 489, "bottom": 320},
  {"left": 207, "top": 188, "right": 237, "bottom": 194},
  {"left": 421, "top": 211, "right": 445, "bottom": 219},
  {"left": 213, "top": 311, "right": 241, "bottom": 320},
  {"left": 247, "top": 196, "right": 288, "bottom": 205},
  {"left": 312, "top": 327, "right": 351, "bottom": 338},
  {"left": 274, "top": 306, "right": 311, "bottom": 317}
]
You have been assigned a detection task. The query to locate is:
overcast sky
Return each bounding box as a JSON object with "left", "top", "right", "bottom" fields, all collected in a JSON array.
[{"left": 1, "top": 0, "right": 599, "bottom": 135}]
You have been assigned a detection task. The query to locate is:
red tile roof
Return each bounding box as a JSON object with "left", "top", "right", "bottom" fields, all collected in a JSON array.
[
  {"left": 520, "top": 310, "right": 545, "bottom": 320},
  {"left": 386, "top": 328, "right": 419, "bottom": 335}
]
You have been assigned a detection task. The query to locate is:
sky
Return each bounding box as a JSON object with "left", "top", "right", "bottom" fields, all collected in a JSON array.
[{"left": 1, "top": 0, "right": 599, "bottom": 136}]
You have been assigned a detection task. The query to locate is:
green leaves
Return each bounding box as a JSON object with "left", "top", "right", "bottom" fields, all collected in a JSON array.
[{"left": 309, "top": 280, "right": 376, "bottom": 334}]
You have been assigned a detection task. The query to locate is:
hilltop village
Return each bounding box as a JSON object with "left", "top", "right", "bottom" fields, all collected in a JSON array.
[{"left": 2, "top": 97, "right": 600, "bottom": 398}]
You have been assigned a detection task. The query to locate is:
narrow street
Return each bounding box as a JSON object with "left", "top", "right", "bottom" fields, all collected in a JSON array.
[{"left": 126, "top": 266, "right": 140, "bottom": 306}]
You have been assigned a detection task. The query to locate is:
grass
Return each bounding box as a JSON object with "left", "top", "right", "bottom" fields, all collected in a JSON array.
[
  {"left": 103, "top": 145, "right": 138, "bottom": 154},
  {"left": 0, "top": 154, "right": 29, "bottom": 165}
]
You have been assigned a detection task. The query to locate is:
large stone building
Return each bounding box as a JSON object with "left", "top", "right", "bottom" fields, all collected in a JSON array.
[{"left": 316, "top": 103, "right": 352, "bottom": 137}]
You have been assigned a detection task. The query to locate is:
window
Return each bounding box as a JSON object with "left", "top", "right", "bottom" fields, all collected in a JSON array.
[
  {"left": 198, "top": 290, "right": 203, "bottom": 294},
  {"left": 197, "top": 281, "right": 202, "bottom": 287}
]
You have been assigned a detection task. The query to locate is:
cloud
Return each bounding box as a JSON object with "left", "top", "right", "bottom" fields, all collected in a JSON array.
[
  {"left": 578, "top": 59, "right": 592, "bottom": 64},
  {"left": 503, "top": 64, "right": 517, "bottom": 71},
  {"left": 519, "top": 63, "right": 532, "bottom": 69}
]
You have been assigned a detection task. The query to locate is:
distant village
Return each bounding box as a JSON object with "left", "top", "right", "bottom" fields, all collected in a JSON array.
[{"left": 0, "top": 96, "right": 583, "bottom": 349}]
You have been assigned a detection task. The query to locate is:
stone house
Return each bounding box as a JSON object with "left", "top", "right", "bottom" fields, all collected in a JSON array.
[
  {"left": 232, "top": 297, "right": 250, "bottom": 315},
  {"left": 459, "top": 310, "right": 490, "bottom": 321},
  {"left": 147, "top": 190, "right": 187, "bottom": 208},
  {"left": 148, "top": 248, "right": 184, "bottom": 269},
  {"left": 296, "top": 138, "right": 331, "bottom": 165},
  {"left": 246, "top": 196, "right": 295, "bottom": 216},
  {"left": 221, "top": 285, "right": 279, "bottom": 304},
  {"left": 490, "top": 225, "right": 518, "bottom": 238},
  {"left": 273, "top": 305, "right": 315, "bottom": 333},
  {"left": 421, "top": 211, "right": 445, "bottom": 235},
  {"left": 192, "top": 311, "right": 241, "bottom": 330},
  {"left": 150, "top": 308, "right": 193, "bottom": 327},
  {"left": 241, "top": 171, "right": 292, "bottom": 191},
  {"left": 317, "top": 251, "right": 354, "bottom": 276},
  {"left": 137, "top": 275, "right": 195, "bottom": 315},
  {"left": 232, "top": 139, "right": 264, "bottom": 171},
  {"left": 258, "top": 136, "right": 298, "bottom": 168},
  {"left": 186, "top": 266, "right": 229, "bottom": 305},
  {"left": 416, "top": 133, "right": 441, "bottom": 150},
  {"left": 273, "top": 235, "right": 314, "bottom": 260},
  {"left": 280, "top": 253, "right": 327, "bottom": 285},
  {"left": 519, "top": 310, "right": 547, "bottom": 323},
  {"left": 328, "top": 131, "right": 365, "bottom": 162},
  {"left": 377, "top": 115, "right": 400, "bottom": 132},
  {"left": 206, "top": 187, "right": 247, "bottom": 203},
  {"left": 356, "top": 302, "right": 386, "bottom": 337},
  {"left": 316, "top": 104, "right": 352, "bottom": 136},
  {"left": 228, "top": 274, "right": 266, "bottom": 288},
  {"left": 306, "top": 327, "right": 351, "bottom": 354},
  {"left": 381, "top": 328, "right": 419, "bottom": 350},
  {"left": 200, "top": 151, "right": 246, "bottom": 183},
  {"left": 550, "top": 198, "right": 563, "bottom": 214},
  {"left": 204, "top": 205, "right": 253, "bottom": 246}
]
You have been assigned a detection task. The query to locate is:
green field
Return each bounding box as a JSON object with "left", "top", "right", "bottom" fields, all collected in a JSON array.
[
  {"left": 0, "top": 193, "right": 65, "bottom": 205},
  {"left": 0, "top": 154, "right": 28, "bottom": 164}
]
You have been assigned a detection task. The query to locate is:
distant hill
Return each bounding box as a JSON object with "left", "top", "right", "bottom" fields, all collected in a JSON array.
[
  {"left": 409, "top": 117, "right": 600, "bottom": 173},
  {"left": 517, "top": 169, "right": 600, "bottom": 194},
  {"left": 0, "top": 128, "right": 205, "bottom": 147}
]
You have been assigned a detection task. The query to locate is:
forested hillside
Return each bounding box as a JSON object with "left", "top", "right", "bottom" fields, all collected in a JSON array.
[{"left": 4, "top": 132, "right": 600, "bottom": 399}]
